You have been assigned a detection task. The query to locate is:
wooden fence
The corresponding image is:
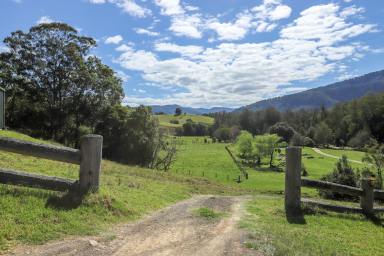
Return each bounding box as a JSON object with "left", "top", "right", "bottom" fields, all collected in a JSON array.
[
  {"left": 0, "top": 134, "right": 103, "bottom": 194},
  {"left": 285, "top": 147, "right": 384, "bottom": 217},
  {"left": 225, "top": 146, "right": 249, "bottom": 181}
]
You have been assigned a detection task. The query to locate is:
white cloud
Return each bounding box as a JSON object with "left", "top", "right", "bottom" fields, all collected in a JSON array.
[
  {"left": 116, "top": 44, "right": 133, "bottom": 52},
  {"left": 164, "top": 0, "right": 292, "bottom": 41},
  {"left": 340, "top": 5, "right": 365, "bottom": 18},
  {"left": 105, "top": 35, "right": 123, "bottom": 44},
  {"left": 169, "top": 14, "right": 203, "bottom": 38},
  {"left": 116, "top": 3, "right": 376, "bottom": 107},
  {"left": 37, "top": 16, "right": 54, "bottom": 24},
  {"left": 280, "top": 4, "right": 376, "bottom": 44},
  {"left": 116, "top": 70, "right": 130, "bottom": 82},
  {"left": 184, "top": 5, "right": 199, "bottom": 12},
  {"left": 134, "top": 28, "right": 159, "bottom": 36},
  {"left": 252, "top": 0, "right": 292, "bottom": 21},
  {"left": 89, "top": 0, "right": 106, "bottom": 3},
  {"left": 133, "top": 88, "right": 146, "bottom": 93},
  {"left": 207, "top": 13, "right": 253, "bottom": 41},
  {"left": 154, "top": 0, "right": 184, "bottom": 16},
  {"left": 154, "top": 43, "right": 203, "bottom": 57},
  {"left": 88, "top": 0, "right": 151, "bottom": 17}
]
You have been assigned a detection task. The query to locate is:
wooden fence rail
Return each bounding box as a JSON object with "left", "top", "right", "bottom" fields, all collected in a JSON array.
[
  {"left": 0, "top": 134, "right": 102, "bottom": 194},
  {"left": 301, "top": 178, "right": 363, "bottom": 197},
  {"left": 225, "top": 146, "right": 249, "bottom": 180},
  {"left": 285, "top": 147, "right": 384, "bottom": 217}
]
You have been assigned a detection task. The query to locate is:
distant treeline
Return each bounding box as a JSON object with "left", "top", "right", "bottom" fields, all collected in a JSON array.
[{"left": 211, "top": 92, "right": 384, "bottom": 149}]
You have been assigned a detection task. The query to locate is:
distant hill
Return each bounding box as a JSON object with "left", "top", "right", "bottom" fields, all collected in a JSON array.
[
  {"left": 149, "top": 104, "right": 234, "bottom": 115},
  {"left": 238, "top": 69, "right": 384, "bottom": 112}
]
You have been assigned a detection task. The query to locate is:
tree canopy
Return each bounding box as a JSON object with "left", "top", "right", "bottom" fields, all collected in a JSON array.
[{"left": 0, "top": 23, "right": 124, "bottom": 145}]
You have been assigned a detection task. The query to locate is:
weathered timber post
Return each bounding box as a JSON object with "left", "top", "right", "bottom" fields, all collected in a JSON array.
[
  {"left": 360, "top": 178, "right": 374, "bottom": 216},
  {"left": 285, "top": 147, "right": 302, "bottom": 217},
  {"left": 79, "top": 134, "right": 103, "bottom": 193}
]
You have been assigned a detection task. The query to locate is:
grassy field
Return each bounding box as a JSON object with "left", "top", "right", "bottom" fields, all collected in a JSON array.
[
  {"left": 1, "top": 132, "right": 382, "bottom": 254},
  {"left": 155, "top": 114, "right": 214, "bottom": 128},
  {"left": 319, "top": 147, "right": 367, "bottom": 162},
  {"left": 170, "top": 138, "right": 383, "bottom": 254},
  {"left": 0, "top": 131, "right": 241, "bottom": 251},
  {"left": 170, "top": 137, "right": 242, "bottom": 183},
  {"left": 241, "top": 195, "right": 384, "bottom": 256}
]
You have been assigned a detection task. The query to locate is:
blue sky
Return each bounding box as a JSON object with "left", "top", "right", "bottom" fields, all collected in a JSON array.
[{"left": 1, "top": 0, "right": 384, "bottom": 108}]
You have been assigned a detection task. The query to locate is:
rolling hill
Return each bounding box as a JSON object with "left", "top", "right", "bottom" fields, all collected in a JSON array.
[
  {"left": 238, "top": 69, "right": 384, "bottom": 112},
  {"left": 150, "top": 104, "right": 234, "bottom": 115}
]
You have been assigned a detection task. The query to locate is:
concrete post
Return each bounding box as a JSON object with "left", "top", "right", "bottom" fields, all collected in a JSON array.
[
  {"left": 285, "top": 147, "right": 302, "bottom": 217},
  {"left": 79, "top": 134, "right": 103, "bottom": 193}
]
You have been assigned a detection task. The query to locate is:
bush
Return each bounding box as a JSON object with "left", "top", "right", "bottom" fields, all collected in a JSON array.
[
  {"left": 319, "top": 155, "right": 358, "bottom": 200},
  {"left": 213, "top": 127, "right": 232, "bottom": 142},
  {"left": 347, "top": 129, "right": 371, "bottom": 149},
  {"left": 303, "top": 137, "right": 315, "bottom": 147},
  {"left": 169, "top": 119, "right": 179, "bottom": 124},
  {"left": 314, "top": 122, "right": 334, "bottom": 147},
  {"left": 236, "top": 131, "right": 253, "bottom": 159},
  {"left": 95, "top": 105, "right": 159, "bottom": 166}
]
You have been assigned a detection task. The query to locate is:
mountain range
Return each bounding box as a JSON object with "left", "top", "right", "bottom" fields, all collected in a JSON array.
[
  {"left": 238, "top": 69, "right": 384, "bottom": 112},
  {"left": 149, "top": 69, "right": 384, "bottom": 114}
]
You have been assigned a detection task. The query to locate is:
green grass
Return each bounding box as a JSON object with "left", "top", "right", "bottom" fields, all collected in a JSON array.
[
  {"left": 170, "top": 137, "right": 371, "bottom": 195},
  {"left": 0, "top": 130, "right": 60, "bottom": 145},
  {"left": 194, "top": 207, "right": 225, "bottom": 220},
  {"left": 171, "top": 137, "right": 242, "bottom": 183},
  {"left": 2, "top": 132, "right": 381, "bottom": 254},
  {"left": 240, "top": 195, "right": 384, "bottom": 256},
  {"left": 0, "top": 132, "right": 240, "bottom": 251},
  {"left": 319, "top": 148, "right": 367, "bottom": 162},
  {"left": 155, "top": 114, "right": 214, "bottom": 128}
]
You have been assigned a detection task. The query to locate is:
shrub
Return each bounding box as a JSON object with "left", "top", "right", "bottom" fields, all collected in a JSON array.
[
  {"left": 314, "top": 122, "right": 334, "bottom": 147},
  {"left": 237, "top": 131, "right": 254, "bottom": 159},
  {"left": 319, "top": 155, "right": 358, "bottom": 200},
  {"left": 170, "top": 119, "right": 179, "bottom": 124},
  {"left": 347, "top": 129, "right": 371, "bottom": 149},
  {"left": 303, "top": 137, "right": 315, "bottom": 147}
]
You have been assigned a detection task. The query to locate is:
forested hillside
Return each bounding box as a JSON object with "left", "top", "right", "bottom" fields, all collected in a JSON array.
[
  {"left": 239, "top": 70, "right": 384, "bottom": 111},
  {"left": 212, "top": 92, "right": 384, "bottom": 149}
]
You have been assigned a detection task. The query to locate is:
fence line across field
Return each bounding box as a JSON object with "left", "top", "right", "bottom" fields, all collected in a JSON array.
[
  {"left": 284, "top": 146, "right": 384, "bottom": 217},
  {"left": 0, "top": 134, "right": 103, "bottom": 194}
]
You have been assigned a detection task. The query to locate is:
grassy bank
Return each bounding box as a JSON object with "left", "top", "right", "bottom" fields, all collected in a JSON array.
[
  {"left": 241, "top": 195, "right": 384, "bottom": 256},
  {"left": 0, "top": 132, "right": 240, "bottom": 251}
]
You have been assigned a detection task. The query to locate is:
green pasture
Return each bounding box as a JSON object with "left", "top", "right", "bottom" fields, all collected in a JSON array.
[{"left": 155, "top": 114, "right": 214, "bottom": 128}]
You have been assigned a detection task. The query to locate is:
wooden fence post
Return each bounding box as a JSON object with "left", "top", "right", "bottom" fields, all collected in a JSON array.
[
  {"left": 285, "top": 147, "right": 302, "bottom": 217},
  {"left": 360, "top": 178, "right": 374, "bottom": 216},
  {"left": 79, "top": 134, "right": 103, "bottom": 193}
]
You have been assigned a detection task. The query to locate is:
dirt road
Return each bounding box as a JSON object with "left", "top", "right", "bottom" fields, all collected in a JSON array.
[{"left": 9, "top": 195, "right": 258, "bottom": 256}]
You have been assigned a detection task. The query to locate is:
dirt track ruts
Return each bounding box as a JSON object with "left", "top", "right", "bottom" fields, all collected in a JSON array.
[{"left": 8, "top": 195, "right": 260, "bottom": 256}]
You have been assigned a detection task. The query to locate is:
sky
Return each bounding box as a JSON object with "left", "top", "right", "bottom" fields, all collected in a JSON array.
[{"left": 1, "top": 0, "right": 384, "bottom": 108}]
